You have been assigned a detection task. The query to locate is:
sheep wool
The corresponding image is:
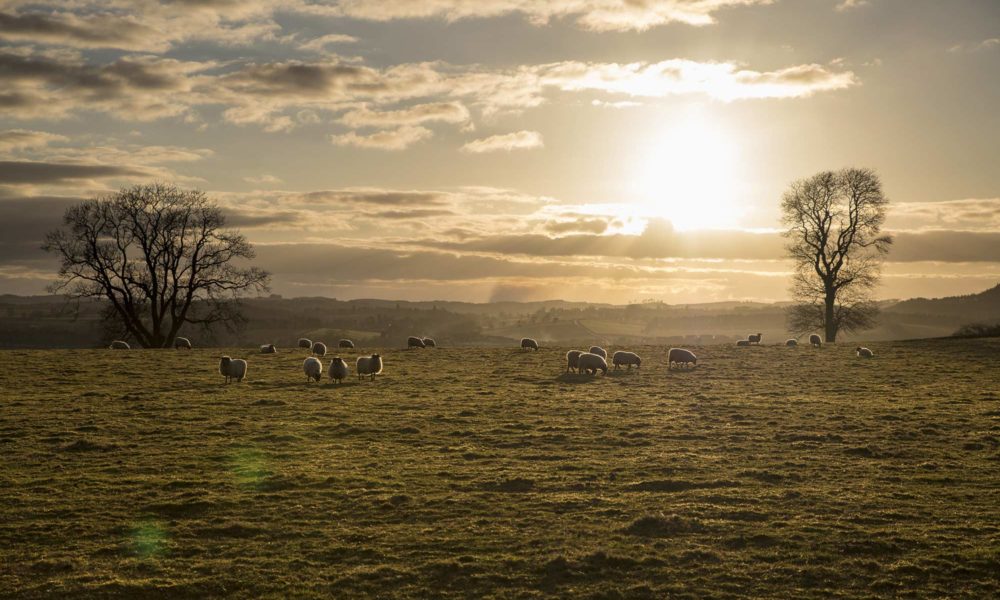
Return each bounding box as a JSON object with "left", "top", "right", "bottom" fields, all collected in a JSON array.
[
  {"left": 303, "top": 357, "right": 323, "bottom": 382},
  {"left": 339, "top": 339, "right": 355, "bottom": 349},
  {"left": 174, "top": 336, "right": 192, "bottom": 349},
  {"left": 260, "top": 344, "right": 277, "bottom": 354},
  {"left": 219, "top": 356, "right": 248, "bottom": 383},
  {"left": 809, "top": 334, "right": 822, "bottom": 347},
  {"left": 312, "top": 341, "right": 327, "bottom": 356},
  {"left": 577, "top": 352, "right": 608, "bottom": 375},
  {"left": 357, "top": 354, "right": 383, "bottom": 381},
  {"left": 408, "top": 336, "right": 426, "bottom": 349},
  {"left": 566, "top": 350, "right": 583, "bottom": 372},
  {"left": 736, "top": 340, "right": 751, "bottom": 347},
  {"left": 109, "top": 340, "right": 130, "bottom": 350},
  {"left": 422, "top": 338, "right": 436, "bottom": 348},
  {"left": 588, "top": 346, "right": 607, "bottom": 359},
  {"left": 298, "top": 338, "right": 312, "bottom": 349},
  {"left": 785, "top": 339, "right": 798, "bottom": 347},
  {"left": 856, "top": 347, "right": 875, "bottom": 358},
  {"left": 748, "top": 333, "right": 763, "bottom": 345},
  {"left": 329, "top": 357, "right": 350, "bottom": 383},
  {"left": 521, "top": 338, "right": 539, "bottom": 351},
  {"left": 612, "top": 351, "right": 641, "bottom": 369},
  {"left": 668, "top": 348, "right": 698, "bottom": 369}
]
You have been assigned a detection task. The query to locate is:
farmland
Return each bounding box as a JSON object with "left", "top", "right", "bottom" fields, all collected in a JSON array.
[{"left": 1, "top": 339, "right": 998, "bottom": 598}]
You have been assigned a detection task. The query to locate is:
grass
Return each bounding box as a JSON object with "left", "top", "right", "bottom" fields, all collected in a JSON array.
[{"left": 1, "top": 339, "right": 998, "bottom": 598}]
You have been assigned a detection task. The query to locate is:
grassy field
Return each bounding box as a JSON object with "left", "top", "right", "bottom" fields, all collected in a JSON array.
[{"left": 1, "top": 339, "right": 998, "bottom": 598}]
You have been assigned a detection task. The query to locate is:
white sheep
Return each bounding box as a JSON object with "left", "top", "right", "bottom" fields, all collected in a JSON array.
[
  {"left": 577, "top": 352, "right": 608, "bottom": 375},
  {"left": 339, "top": 339, "right": 355, "bottom": 349},
  {"left": 174, "top": 336, "right": 192, "bottom": 349},
  {"left": 809, "top": 334, "right": 822, "bottom": 347},
  {"left": 422, "top": 337, "right": 436, "bottom": 348},
  {"left": 612, "top": 351, "right": 641, "bottom": 370},
  {"left": 785, "top": 339, "right": 798, "bottom": 347},
  {"left": 588, "top": 346, "right": 607, "bottom": 359},
  {"left": 303, "top": 356, "right": 323, "bottom": 382},
  {"left": 312, "top": 341, "right": 327, "bottom": 356},
  {"left": 260, "top": 343, "right": 277, "bottom": 354},
  {"left": 329, "top": 357, "right": 350, "bottom": 383},
  {"left": 298, "top": 338, "right": 312, "bottom": 349},
  {"left": 668, "top": 348, "right": 697, "bottom": 369},
  {"left": 219, "top": 356, "right": 247, "bottom": 383},
  {"left": 565, "top": 350, "right": 583, "bottom": 372},
  {"left": 748, "top": 333, "right": 762, "bottom": 345},
  {"left": 856, "top": 346, "right": 874, "bottom": 358},
  {"left": 109, "top": 340, "right": 130, "bottom": 350},
  {"left": 736, "top": 340, "right": 751, "bottom": 347},
  {"left": 356, "top": 354, "right": 383, "bottom": 381},
  {"left": 521, "top": 338, "right": 539, "bottom": 351},
  {"left": 408, "top": 336, "right": 426, "bottom": 349}
]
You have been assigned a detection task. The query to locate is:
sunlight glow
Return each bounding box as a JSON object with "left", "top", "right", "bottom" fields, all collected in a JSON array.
[{"left": 630, "top": 109, "right": 746, "bottom": 231}]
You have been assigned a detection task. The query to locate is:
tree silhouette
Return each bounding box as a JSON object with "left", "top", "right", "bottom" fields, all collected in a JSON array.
[
  {"left": 43, "top": 184, "right": 270, "bottom": 348},
  {"left": 781, "top": 168, "right": 892, "bottom": 342}
]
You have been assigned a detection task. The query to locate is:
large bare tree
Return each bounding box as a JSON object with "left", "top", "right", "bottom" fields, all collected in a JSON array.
[
  {"left": 43, "top": 184, "right": 270, "bottom": 348},
  {"left": 781, "top": 168, "right": 892, "bottom": 342}
]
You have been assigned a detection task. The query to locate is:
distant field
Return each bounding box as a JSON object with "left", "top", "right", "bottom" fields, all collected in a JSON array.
[{"left": 2, "top": 340, "right": 998, "bottom": 598}]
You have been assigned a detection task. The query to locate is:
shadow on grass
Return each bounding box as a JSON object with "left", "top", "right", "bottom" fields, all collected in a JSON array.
[{"left": 555, "top": 373, "right": 603, "bottom": 383}]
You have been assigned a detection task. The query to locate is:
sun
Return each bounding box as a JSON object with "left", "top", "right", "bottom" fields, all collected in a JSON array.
[{"left": 630, "top": 109, "right": 745, "bottom": 231}]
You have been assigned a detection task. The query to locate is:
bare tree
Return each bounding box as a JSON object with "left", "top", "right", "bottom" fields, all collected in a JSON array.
[
  {"left": 781, "top": 168, "right": 892, "bottom": 342},
  {"left": 43, "top": 184, "right": 270, "bottom": 348}
]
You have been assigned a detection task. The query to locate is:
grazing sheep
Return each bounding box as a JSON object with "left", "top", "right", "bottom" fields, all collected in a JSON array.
[
  {"left": 785, "top": 339, "right": 798, "bottom": 347},
  {"left": 589, "top": 346, "right": 608, "bottom": 359},
  {"left": 736, "top": 340, "right": 751, "bottom": 347},
  {"left": 422, "top": 337, "right": 436, "bottom": 348},
  {"left": 356, "top": 354, "right": 383, "bottom": 381},
  {"left": 303, "top": 356, "right": 323, "bottom": 382},
  {"left": 219, "top": 356, "right": 248, "bottom": 383},
  {"left": 408, "top": 336, "right": 426, "bottom": 349},
  {"left": 259, "top": 344, "right": 277, "bottom": 354},
  {"left": 521, "top": 338, "right": 539, "bottom": 351},
  {"left": 338, "top": 339, "right": 355, "bottom": 349},
  {"left": 668, "top": 348, "right": 698, "bottom": 369},
  {"left": 612, "top": 351, "right": 641, "bottom": 370},
  {"left": 809, "top": 334, "right": 822, "bottom": 347},
  {"left": 174, "top": 336, "right": 192, "bottom": 349},
  {"left": 312, "top": 341, "right": 327, "bottom": 356},
  {"left": 577, "top": 352, "right": 608, "bottom": 375},
  {"left": 298, "top": 338, "right": 312, "bottom": 349},
  {"left": 748, "top": 333, "right": 762, "bottom": 345},
  {"left": 856, "top": 346, "right": 874, "bottom": 358},
  {"left": 109, "top": 340, "right": 130, "bottom": 350},
  {"left": 565, "top": 350, "right": 583, "bottom": 372},
  {"left": 329, "top": 357, "right": 350, "bottom": 383}
]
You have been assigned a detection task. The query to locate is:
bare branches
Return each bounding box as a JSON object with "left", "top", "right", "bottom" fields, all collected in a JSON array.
[
  {"left": 781, "top": 168, "right": 892, "bottom": 342},
  {"left": 42, "top": 184, "right": 271, "bottom": 348}
]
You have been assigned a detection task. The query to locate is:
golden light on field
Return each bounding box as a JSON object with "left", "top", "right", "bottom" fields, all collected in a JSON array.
[{"left": 631, "top": 109, "right": 745, "bottom": 231}]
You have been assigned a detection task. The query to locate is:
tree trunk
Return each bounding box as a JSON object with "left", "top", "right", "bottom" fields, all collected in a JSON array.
[{"left": 824, "top": 290, "right": 837, "bottom": 343}]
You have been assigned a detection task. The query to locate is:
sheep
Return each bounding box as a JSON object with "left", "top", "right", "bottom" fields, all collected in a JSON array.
[
  {"left": 312, "top": 341, "right": 327, "bottom": 356},
  {"left": 668, "top": 348, "right": 697, "bottom": 370},
  {"left": 219, "top": 356, "right": 247, "bottom": 383},
  {"left": 422, "top": 337, "right": 436, "bottom": 348},
  {"left": 174, "top": 336, "right": 192, "bottom": 349},
  {"left": 109, "top": 340, "right": 130, "bottom": 350},
  {"left": 408, "top": 336, "right": 426, "bottom": 349},
  {"left": 736, "top": 340, "right": 751, "bottom": 347},
  {"left": 576, "top": 352, "right": 608, "bottom": 375},
  {"left": 521, "top": 338, "right": 539, "bottom": 351},
  {"left": 329, "top": 357, "right": 350, "bottom": 383},
  {"left": 785, "top": 339, "right": 798, "bottom": 347},
  {"left": 565, "top": 350, "right": 583, "bottom": 372},
  {"left": 612, "top": 351, "right": 642, "bottom": 370},
  {"left": 260, "top": 344, "right": 277, "bottom": 354},
  {"left": 356, "top": 354, "right": 383, "bottom": 381},
  {"left": 589, "top": 346, "right": 608, "bottom": 359},
  {"left": 298, "top": 338, "right": 312, "bottom": 349},
  {"left": 809, "top": 334, "right": 822, "bottom": 347},
  {"left": 856, "top": 346, "right": 874, "bottom": 358},
  {"left": 338, "top": 339, "right": 355, "bottom": 349},
  {"left": 748, "top": 333, "right": 762, "bottom": 345},
  {"left": 303, "top": 356, "right": 323, "bottom": 382}
]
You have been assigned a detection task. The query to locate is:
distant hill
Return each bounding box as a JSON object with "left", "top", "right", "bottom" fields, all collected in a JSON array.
[{"left": 0, "top": 284, "right": 997, "bottom": 348}]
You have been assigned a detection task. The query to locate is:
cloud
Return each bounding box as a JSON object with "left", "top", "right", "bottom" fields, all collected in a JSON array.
[
  {"left": 330, "top": 125, "right": 433, "bottom": 150},
  {"left": 244, "top": 174, "right": 283, "bottom": 185},
  {"left": 298, "top": 33, "right": 360, "bottom": 52},
  {"left": 0, "top": 10, "right": 163, "bottom": 51},
  {"left": 890, "top": 199, "right": 1000, "bottom": 232},
  {"left": 461, "top": 130, "right": 544, "bottom": 153},
  {"left": 340, "top": 102, "right": 470, "bottom": 128},
  {"left": 948, "top": 38, "right": 1000, "bottom": 54},
  {"left": 0, "top": 161, "right": 146, "bottom": 185},
  {"left": 835, "top": 0, "right": 869, "bottom": 11},
  {"left": 327, "top": 0, "right": 777, "bottom": 31},
  {"left": 0, "top": 129, "right": 68, "bottom": 151},
  {"left": 544, "top": 217, "right": 613, "bottom": 234}
]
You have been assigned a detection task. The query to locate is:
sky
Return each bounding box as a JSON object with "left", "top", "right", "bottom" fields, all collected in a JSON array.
[{"left": 0, "top": 0, "right": 998, "bottom": 304}]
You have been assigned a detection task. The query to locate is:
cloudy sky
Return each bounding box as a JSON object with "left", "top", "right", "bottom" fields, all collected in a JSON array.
[{"left": 1, "top": 0, "right": 998, "bottom": 303}]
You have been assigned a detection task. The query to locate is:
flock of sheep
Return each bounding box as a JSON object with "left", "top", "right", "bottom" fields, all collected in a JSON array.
[{"left": 107, "top": 332, "right": 876, "bottom": 385}]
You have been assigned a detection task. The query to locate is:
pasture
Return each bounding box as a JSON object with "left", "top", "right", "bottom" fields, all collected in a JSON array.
[{"left": 1, "top": 339, "right": 998, "bottom": 598}]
